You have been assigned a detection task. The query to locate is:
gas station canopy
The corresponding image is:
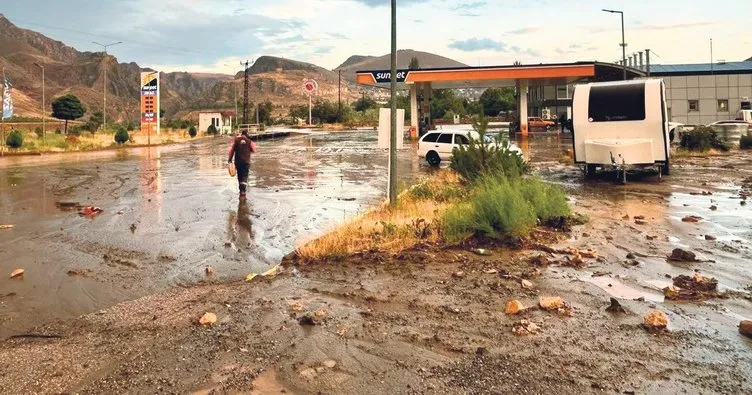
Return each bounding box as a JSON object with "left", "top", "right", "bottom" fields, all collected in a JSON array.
[{"left": 356, "top": 61, "right": 645, "bottom": 90}]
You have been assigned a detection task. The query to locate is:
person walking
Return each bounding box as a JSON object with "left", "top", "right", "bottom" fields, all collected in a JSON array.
[{"left": 227, "top": 130, "right": 255, "bottom": 199}]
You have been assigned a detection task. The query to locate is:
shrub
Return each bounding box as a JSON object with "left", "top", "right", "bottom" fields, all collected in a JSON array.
[
  {"left": 34, "top": 127, "right": 43, "bottom": 138},
  {"left": 114, "top": 126, "right": 129, "bottom": 145},
  {"left": 740, "top": 135, "right": 752, "bottom": 150},
  {"left": 443, "top": 110, "right": 456, "bottom": 121},
  {"left": 207, "top": 124, "right": 218, "bottom": 135},
  {"left": 6, "top": 130, "right": 24, "bottom": 149},
  {"left": 680, "top": 126, "right": 729, "bottom": 152},
  {"left": 188, "top": 125, "right": 197, "bottom": 138},
  {"left": 450, "top": 116, "right": 527, "bottom": 181},
  {"left": 442, "top": 175, "right": 570, "bottom": 243}
]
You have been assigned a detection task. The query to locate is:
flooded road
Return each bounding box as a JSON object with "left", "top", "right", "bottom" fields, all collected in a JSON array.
[
  {"left": 0, "top": 131, "right": 424, "bottom": 336},
  {"left": 2, "top": 129, "right": 751, "bottom": 340}
]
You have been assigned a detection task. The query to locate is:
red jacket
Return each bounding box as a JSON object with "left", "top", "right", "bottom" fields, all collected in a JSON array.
[{"left": 228, "top": 134, "right": 254, "bottom": 164}]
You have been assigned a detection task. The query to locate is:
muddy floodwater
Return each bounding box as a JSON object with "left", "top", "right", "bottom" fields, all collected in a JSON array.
[
  {"left": 2, "top": 130, "right": 752, "bottom": 338},
  {"left": 0, "top": 130, "right": 427, "bottom": 336},
  {"left": 2, "top": 129, "right": 752, "bottom": 393}
]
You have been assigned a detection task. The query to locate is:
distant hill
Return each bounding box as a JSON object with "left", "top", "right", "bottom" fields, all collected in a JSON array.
[
  {"left": 335, "top": 55, "right": 377, "bottom": 70},
  {"left": 335, "top": 49, "right": 468, "bottom": 81},
  {"left": 747, "top": 56, "right": 752, "bottom": 61},
  {"left": 0, "top": 14, "right": 233, "bottom": 120}
]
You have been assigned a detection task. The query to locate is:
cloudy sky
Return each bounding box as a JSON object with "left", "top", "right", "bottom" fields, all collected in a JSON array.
[{"left": 3, "top": 0, "right": 751, "bottom": 74}]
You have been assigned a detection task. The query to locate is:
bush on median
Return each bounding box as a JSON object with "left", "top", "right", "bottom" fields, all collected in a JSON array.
[
  {"left": 680, "top": 126, "right": 729, "bottom": 152},
  {"left": 450, "top": 115, "right": 527, "bottom": 182},
  {"left": 6, "top": 130, "right": 24, "bottom": 149}
]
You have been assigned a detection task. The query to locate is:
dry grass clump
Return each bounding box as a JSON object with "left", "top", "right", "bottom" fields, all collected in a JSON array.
[{"left": 295, "top": 171, "right": 461, "bottom": 260}]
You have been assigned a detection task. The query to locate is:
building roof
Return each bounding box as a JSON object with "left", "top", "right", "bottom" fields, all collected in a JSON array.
[{"left": 651, "top": 61, "right": 752, "bottom": 76}]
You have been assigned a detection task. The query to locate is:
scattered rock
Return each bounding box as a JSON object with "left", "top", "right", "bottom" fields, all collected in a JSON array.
[
  {"left": 710, "top": 205, "right": 718, "bottom": 211},
  {"left": 740, "top": 321, "right": 752, "bottom": 338},
  {"left": 129, "top": 223, "right": 137, "bottom": 233},
  {"left": 0, "top": 224, "right": 14, "bottom": 230},
  {"left": 205, "top": 266, "right": 214, "bottom": 276},
  {"left": 605, "top": 298, "right": 626, "bottom": 314},
  {"left": 668, "top": 248, "right": 697, "bottom": 262},
  {"left": 664, "top": 273, "right": 720, "bottom": 301},
  {"left": 681, "top": 215, "right": 702, "bottom": 223},
  {"left": 322, "top": 360, "right": 337, "bottom": 368},
  {"left": 452, "top": 271, "right": 466, "bottom": 279},
  {"left": 635, "top": 219, "right": 647, "bottom": 225},
  {"left": 643, "top": 310, "right": 669, "bottom": 331},
  {"left": 539, "top": 296, "right": 565, "bottom": 311},
  {"left": 704, "top": 235, "right": 717, "bottom": 241},
  {"left": 521, "top": 279, "right": 534, "bottom": 289},
  {"left": 298, "top": 309, "right": 327, "bottom": 326},
  {"left": 626, "top": 253, "right": 636, "bottom": 260},
  {"left": 224, "top": 241, "right": 232, "bottom": 247},
  {"left": 472, "top": 248, "right": 490, "bottom": 256},
  {"left": 116, "top": 210, "right": 124, "bottom": 215},
  {"left": 742, "top": 200, "right": 747, "bottom": 206},
  {"left": 582, "top": 232, "right": 591, "bottom": 237},
  {"left": 646, "top": 235, "right": 657, "bottom": 241},
  {"left": 299, "top": 368, "right": 317, "bottom": 380},
  {"left": 290, "top": 302, "right": 304, "bottom": 313},
  {"left": 9, "top": 268, "right": 24, "bottom": 279},
  {"left": 505, "top": 300, "right": 525, "bottom": 315},
  {"left": 634, "top": 215, "right": 646, "bottom": 220},
  {"left": 512, "top": 320, "right": 540, "bottom": 336},
  {"left": 199, "top": 312, "right": 217, "bottom": 326}
]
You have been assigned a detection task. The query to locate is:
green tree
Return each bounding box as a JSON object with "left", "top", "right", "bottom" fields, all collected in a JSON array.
[
  {"left": 408, "top": 57, "right": 420, "bottom": 70},
  {"left": 430, "top": 89, "right": 465, "bottom": 120},
  {"left": 289, "top": 105, "right": 309, "bottom": 122},
  {"left": 114, "top": 125, "right": 129, "bottom": 145},
  {"left": 6, "top": 130, "right": 24, "bottom": 149},
  {"left": 479, "top": 87, "right": 515, "bottom": 117},
  {"left": 352, "top": 96, "right": 378, "bottom": 112},
  {"left": 188, "top": 125, "right": 197, "bottom": 138},
  {"left": 51, "top": 94, "right": 86, "bottom": 134},
  {"left": 207, "top": 124, "right": 218, "bottom": 135},
  {"left": 85, "top": 111, "right": 104, "bottom": 132},
  {"left": 257, "top": 101, "right": 274, "bottom": 125}
]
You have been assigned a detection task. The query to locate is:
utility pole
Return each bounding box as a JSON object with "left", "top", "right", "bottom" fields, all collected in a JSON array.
[
  {"left": 92, "top": 41, "right": 122, "bottom": 132},
  {"left": 602, "top": 9, "right": 626, "bottom": 80},
  {"left": 388, "top": 0, "right": 398, "bottom": 206},
  {"left": 240, "top": 60, "right": 251, "bottom": 128},
  {"left": 34, "top": 63, "right": 45, "bottom": 144}
]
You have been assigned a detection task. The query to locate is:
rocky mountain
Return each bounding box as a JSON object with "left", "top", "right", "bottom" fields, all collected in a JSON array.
[
  {"left": 335, "top": 55, "right": 377, "bottom": 70},
  {"left": 335, "top": 49, "right": 468, "bottom": 82},
  {"left": 0, "top": 14, "right": 232, "bottom": 121}
]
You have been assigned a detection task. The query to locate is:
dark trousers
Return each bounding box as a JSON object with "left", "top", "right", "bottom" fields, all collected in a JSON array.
[{"left": 236, "top": 162, "right": 250, "bottom": 193}]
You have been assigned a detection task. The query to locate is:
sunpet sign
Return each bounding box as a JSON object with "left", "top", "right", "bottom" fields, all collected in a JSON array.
[{"left": 370, "top": 70, "right": 409, "bottom": 83}]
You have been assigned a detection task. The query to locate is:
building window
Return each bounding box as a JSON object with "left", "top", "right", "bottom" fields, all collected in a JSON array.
[
  {"left": 556, "top": 85, "right": 570, "bottom": 100},
  {"left": 717, "top": 99, "right": 729, "bottom": 112},
  {"left": 688, "top": 100, "right": 699, "bottom": 112}
]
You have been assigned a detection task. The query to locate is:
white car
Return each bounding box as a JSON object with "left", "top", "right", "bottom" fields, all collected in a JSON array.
[{"left": 418, "top": 129, "right": 520, "bottom": 166}]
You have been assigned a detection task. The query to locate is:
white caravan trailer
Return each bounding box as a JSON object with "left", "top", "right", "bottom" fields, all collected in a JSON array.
[{"left": 571, "top": 79, "right": 669, "bottom": 182}]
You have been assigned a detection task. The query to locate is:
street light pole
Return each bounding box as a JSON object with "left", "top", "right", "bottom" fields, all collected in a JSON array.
[
  {"left": 602, "top": 9, "right": 627, "bottom": 80},
  {"left": 34, "top": 63, "right": 45, "bottom": 144},
  {"left": 92, "top": 41, "right": 122, "bottom": 132},
  {"left": 388, "top": 0, "right": 398, "bottom": 206}
]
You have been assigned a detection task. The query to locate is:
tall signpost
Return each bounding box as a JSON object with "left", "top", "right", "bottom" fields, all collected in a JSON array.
[
  {"left": 1, "top": 68, "right": 13, "bottom": 157},
  {"left": 389, "top": 0, "right": 398, "bottom": 206},
  {"left": 303, "top": 79, "right": 318, "bottom": 125},
  {"left": 140, "top": 71, "right": 160, "bottom": 146}
]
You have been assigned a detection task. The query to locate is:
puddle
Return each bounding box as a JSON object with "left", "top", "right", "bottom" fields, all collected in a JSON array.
[{"left": 583, "top": 275, "right": 664, "bottom": 303}]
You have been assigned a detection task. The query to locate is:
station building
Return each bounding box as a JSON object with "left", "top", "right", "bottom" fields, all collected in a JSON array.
[{"left": 356, "top": 57, "right": 752, "bottom": 133}]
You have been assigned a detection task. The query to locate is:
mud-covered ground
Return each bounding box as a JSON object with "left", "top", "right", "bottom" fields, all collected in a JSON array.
[{"left": 1, "top": 131, "right": 751, "bottom": 394}]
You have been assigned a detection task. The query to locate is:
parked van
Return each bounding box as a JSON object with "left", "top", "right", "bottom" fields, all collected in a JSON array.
[{"left": 571, "top": 79, "right": 670, "bottom": 181}]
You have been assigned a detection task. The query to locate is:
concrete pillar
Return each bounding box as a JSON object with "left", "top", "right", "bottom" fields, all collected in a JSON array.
[
  {"left": 409, "top": 84, "right": 418, "bottom": 138},
  {"left": 519, "top": 80, "right": 529, "bottom": 136},
  {"left": 639, "top": 52, "right": 644, "bottom": 70},
  {"left": 422, "top": 83, "right": 433, "bottom": 129}
]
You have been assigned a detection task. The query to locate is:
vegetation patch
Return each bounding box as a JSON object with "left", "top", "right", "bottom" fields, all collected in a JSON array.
[{"left": 679, "top": 126, "right": 730, "bottom": 152}]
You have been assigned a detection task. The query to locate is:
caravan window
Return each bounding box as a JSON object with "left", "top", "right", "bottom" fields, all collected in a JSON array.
[{"left": 588, "top": 84, "right": 646, "bottom": 122}]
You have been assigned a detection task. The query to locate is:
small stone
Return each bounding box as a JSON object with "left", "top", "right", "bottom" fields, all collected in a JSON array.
[
  {"left": 322, "top": 360, "right": 337, "bottom": 368},
  {"left": 582, "top": 232, "right": 591, "bottom": 237},
  {"left": 9, "top": 268, "right": 24, "bottom": 279},
  {"left": 224, "top": 241, "right": 232, "bottom": 247},
  {"left": 205, "top": 266, "right": 214, "bottom": 276},
  {"left": 539, "top": 296, "right": 565, "bottom": 311},
  {"left": 199, "top": 312, "right": 217, "bottom": 326},
  {"left": 634, "top": 215, "right": 646, "bottom": 220},
  {"left": 741, "top": 200, "right": 747, "bottom": 206},
  {"left": 626, "top": 253, "right": 636, "bottom": 260},
  {"left": 646, "top": 235, "right": 656, "bottom": 241},
  {"left": 452, "top": 271, "right": 466, "bottom": 279},
  {"left": 473, "top": 248, "right": 490, "bottom": 256},
  {"left": 704, "top": 235, "right": 717, "bottom": 241},
  {"left": 605, "top": 297, "right": 626, "bottom": 314},
  {"left": 644, "top": 310, "right": 669, "bottom": 331},
  {"left": 635, "top": 219, "right": 647, "bottom": 225},
  {"left": 710, "top": 205, "right": 718, "bottom": 211},
  {"left": 299, "top": 368, "right": 317, "bottom": 380},
  {"left": 682, "top": 215, "right": 702, "bottom": 223},
  {"left": 740, "top": 321, "right": 752, "bottom": 338},
  {"left": 512, "top": 319, "right": 540, "bottom": 335},
  {"left": 505, "top": 300, "right": 525, "bottom": 315},
  {"left": 668, "top": 248, "right": 697, "bottom": 262},
  {"left": 521, "top": 279, "right": 534, "bottom": 289}
]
